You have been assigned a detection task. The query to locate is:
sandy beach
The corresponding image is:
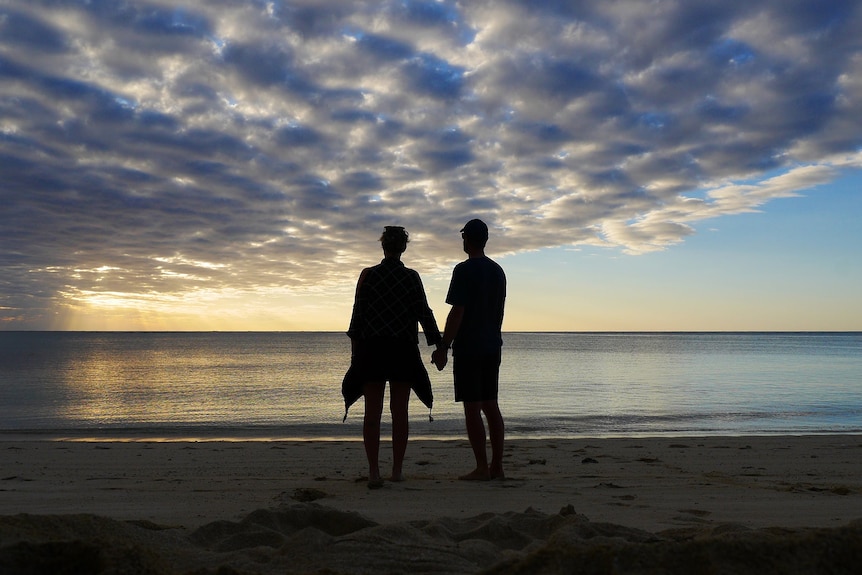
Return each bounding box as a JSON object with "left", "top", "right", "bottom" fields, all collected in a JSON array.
[{"left": 2, "top": 435, "right": 861, "bottom": 573}]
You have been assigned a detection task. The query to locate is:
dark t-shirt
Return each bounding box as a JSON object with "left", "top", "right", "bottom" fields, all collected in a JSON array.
[{"left": 445, "top": 256, "right": 506, "bottom": 355}]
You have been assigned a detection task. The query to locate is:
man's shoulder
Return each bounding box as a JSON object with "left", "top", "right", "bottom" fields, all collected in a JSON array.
[
  {"left": 485, "top": 256, "right": 505, "bottom": 274},
  {"left": 469, "top": 256, "right": 505, "bottom": 273},
  {"left": 455, "top": 256, "right": 503, "bottom": 271}
]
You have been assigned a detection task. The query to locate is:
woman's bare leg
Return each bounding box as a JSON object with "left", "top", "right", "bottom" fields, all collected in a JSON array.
[
  {"left": 389, "top": 381, "right": 411, "bottom": 481},
  {"left": 363, "top": 382, "right": 385, "bottom": 485}
]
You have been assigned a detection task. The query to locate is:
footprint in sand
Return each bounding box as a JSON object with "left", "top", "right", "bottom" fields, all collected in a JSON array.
[
  {"left": 291, "top": 487, "right": 328, "bottom": 502},
  {"left": 679, "top": 508, "right": 712, "bottom": 517}
]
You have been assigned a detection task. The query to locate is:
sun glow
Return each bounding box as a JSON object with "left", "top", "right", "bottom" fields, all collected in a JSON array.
[{"left": 53, "top": 284, "right": 356, "bottom": 332}]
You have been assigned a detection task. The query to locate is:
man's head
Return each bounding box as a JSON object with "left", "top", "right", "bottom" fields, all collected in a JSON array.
[
  {"left": 380, "top": 226, "right": 409, "bottom": 255},
  {"left": 460, "top": 219, "right": 488, "bottom": 249}
]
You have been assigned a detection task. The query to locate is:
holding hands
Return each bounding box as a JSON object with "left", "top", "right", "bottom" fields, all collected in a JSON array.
[{"left": 431, "top": 343, "right": 449, "bottom": 371}]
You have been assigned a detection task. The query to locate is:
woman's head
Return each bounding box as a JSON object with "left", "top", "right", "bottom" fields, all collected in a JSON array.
[{"left": 380, "top": 226, "right": 409, "bottom": 255}]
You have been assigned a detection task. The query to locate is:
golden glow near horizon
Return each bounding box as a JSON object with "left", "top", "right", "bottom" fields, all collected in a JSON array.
[
  {"left": 43, "top": 242, "right": 862, "bottom": 333},
  {"left": 53, "top": 285, "right": 357, "bottom": 332}
]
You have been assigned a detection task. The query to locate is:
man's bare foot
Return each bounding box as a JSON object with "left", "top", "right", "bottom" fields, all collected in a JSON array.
[
  {"left": 458, "top": 468, "right": 490, "bottom": 481},
  {"left": 490, "top": 465, "right": 505, "bottom": 480},
  {"left": 390, "top": 472, "right": 405, "bottom": 482}
]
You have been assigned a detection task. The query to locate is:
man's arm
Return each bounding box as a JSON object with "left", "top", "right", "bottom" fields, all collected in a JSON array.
[
  {"left": 431, "top": 304, "right": 464, "bottom": 371},
  {"left": 441, "top": 304, "right": 464, "bottom": 349}
]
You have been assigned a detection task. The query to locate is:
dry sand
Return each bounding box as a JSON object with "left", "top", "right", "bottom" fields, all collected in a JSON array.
[{"left": 1, "top": 436, "right": 861, "bottom": 573}]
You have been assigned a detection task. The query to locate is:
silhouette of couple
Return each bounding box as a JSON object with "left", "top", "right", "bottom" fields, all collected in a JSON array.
[{"left": 343, "top": 220, "right": 506, "bottom": 488}]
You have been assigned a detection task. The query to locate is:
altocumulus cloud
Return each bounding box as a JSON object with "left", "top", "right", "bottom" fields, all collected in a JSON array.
[{"left": 1, "top": 0, "right": 860, "bottom": 327}]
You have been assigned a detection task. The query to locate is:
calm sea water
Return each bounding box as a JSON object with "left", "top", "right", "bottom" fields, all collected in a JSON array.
[{"left": 1, "top": 332, "right": 860, "bottom": 440}]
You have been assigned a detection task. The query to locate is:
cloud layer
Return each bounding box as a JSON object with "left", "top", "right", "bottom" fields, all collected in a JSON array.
[{"left": 1, "top": 0, "right": 860, "bottom": 327}]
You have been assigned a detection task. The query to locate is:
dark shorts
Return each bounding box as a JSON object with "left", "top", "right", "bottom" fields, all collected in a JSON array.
[
  {"left": 351, "top": 338, "right": 425, "bottom": 383},
  {"left": 453, "top": 351, "right": 501, "bottom": 403}
]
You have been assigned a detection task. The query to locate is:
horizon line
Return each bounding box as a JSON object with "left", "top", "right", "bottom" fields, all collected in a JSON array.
[{"left": 2, "top": 330, "right": 860, "bottom": 335}]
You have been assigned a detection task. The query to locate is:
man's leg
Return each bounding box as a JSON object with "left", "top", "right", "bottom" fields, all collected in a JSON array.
[
  {"left": 481, "top": 400, "right": 505, "bottom": 479},
  {"left": 389, "top": 381, "right": 411, "bottom": 481},
  {"left": 460, "top": 401, "right": 490, "bottom": 480},
  {"left": 363, "top": 382, "right": 385, "bottom": 485}
]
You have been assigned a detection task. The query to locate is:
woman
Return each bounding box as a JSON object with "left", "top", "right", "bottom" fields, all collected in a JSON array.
[{"left": 343, "top": 226, "right": 445, "bottom": 488}]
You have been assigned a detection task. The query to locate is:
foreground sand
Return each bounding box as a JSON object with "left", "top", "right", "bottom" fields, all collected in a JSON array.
[{"left": 1, "top": 436, "right": 861, "bottom": 573}]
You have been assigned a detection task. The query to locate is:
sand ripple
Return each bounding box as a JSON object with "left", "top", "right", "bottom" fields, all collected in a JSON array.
[{"left": 2, "top": 503, "right": 861, "bottom": 574}]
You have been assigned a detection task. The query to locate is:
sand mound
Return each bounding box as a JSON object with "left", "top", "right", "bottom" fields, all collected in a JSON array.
[{"left": 1, "top": 504, "right": 861, "bottom": 574}]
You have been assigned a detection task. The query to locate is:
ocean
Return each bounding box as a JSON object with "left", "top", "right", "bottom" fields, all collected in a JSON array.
[{"left": 1, "top": 332, "right": 860, "bottom": 440}]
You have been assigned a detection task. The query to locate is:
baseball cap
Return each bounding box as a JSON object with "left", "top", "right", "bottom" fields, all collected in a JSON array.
[{"left": 460, "top": 219, "right": 489, "bottom": 241}]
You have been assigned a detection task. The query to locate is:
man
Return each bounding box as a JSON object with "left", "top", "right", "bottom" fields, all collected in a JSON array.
[{"left": 432, "top": 219, "right": 507, "bottom": 480}]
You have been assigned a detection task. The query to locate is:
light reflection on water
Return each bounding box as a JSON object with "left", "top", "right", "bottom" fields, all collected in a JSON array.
[
  {"left": 1, "top": 332, "right": 860, "bottom": 439},
  {"left": 50, "top": 333, "right": 350, "bottom": 427}
]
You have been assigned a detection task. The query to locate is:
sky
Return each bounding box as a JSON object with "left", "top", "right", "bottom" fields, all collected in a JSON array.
[{"left": 1, "top": 0, "right": 860, "bottom": 332}]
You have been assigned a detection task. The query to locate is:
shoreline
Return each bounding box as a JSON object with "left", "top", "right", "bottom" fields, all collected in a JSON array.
[
  {"left": 2, "top": 435, "right": 861, "bottom": 573},
  {"left": 3, "top": 428, "right": 861, "bottom": 442}
]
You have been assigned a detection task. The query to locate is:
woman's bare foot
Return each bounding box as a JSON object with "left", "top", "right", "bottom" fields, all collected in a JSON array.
[
  {"left": 390, "top": 471, "right": 405, "bottom": 482},
  {"left": 458, "top": 467, "right": 491, "bottom": 481},
  {"left": 367, "top": 467, "right": 384, "bottom": 489}
]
